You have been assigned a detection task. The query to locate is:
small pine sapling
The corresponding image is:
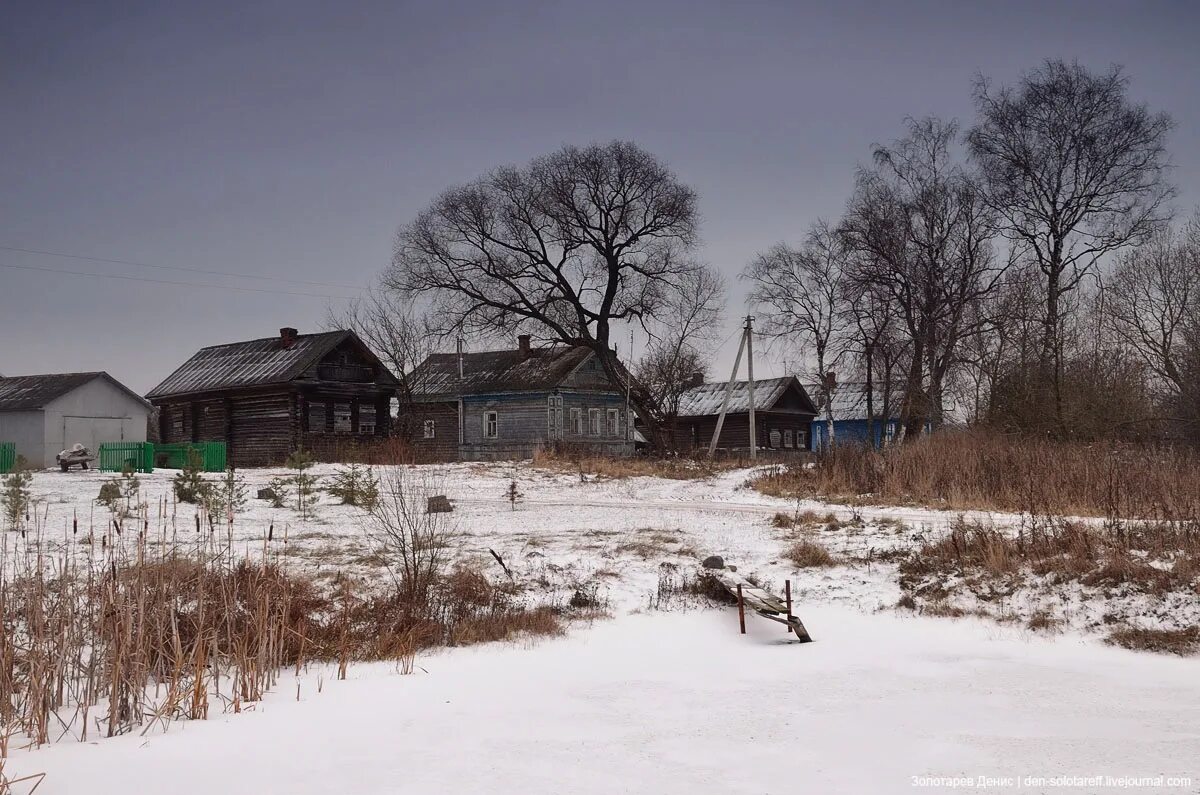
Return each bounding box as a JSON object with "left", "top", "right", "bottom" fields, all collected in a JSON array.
[
  {"left": 266, "top": 476, "right": 291, "bottom": 509},
  {"left": 326, "top": 464, "right": 379, "bottom": 509},
  {"left": 172, "top": 447, "right": 212, "bottom": 504},
  {"left": 505, "top": 479, "right": 523, "bottom": 511},
  {"left": 286, "top": 449, "right": 318, "bottom": 518},
  {"left": 218, "top": 466, "right": 247, "bottom": 520},
  {"left": 1, "top": 456, "right": 34, "bottom": 530}
]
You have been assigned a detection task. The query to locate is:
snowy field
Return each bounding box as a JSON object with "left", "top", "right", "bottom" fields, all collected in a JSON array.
[{"left": 3, "top": 462, "right": 1198, "bottom": 793}]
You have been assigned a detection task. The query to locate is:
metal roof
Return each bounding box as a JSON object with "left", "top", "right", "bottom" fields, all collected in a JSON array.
[
  {"left": 146, "top": 330, "right": 396, "bottom": 399},
  {"left": 804, "top": 381, "right": 904, "bottom": 421},
  {"left": 0, "top": 372, "right": 149, "bottom": 412},
  {"left": 676, "top": 376, "right": 815, "bottom": 417},
  {"left": 412, "top": 345, "right": 606, "bottom": 398}
]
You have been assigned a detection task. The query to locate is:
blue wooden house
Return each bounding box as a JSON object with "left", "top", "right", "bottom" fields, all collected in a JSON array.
[{"left": 807, "top": 381, "right": 906, "bottom": 451}]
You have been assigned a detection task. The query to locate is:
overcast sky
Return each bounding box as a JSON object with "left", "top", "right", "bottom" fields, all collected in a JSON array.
[{"left": 2, "top": 0, "right": 1198, "bottom": 393}]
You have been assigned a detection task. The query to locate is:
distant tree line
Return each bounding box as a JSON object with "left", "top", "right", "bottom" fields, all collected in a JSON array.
[{"left": 350, "top": 59, "right": 1194, "bottom": 449}]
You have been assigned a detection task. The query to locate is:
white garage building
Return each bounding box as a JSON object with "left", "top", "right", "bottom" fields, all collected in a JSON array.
[{"left": 0, "top": 372, "right": 152, "bottom": 469}]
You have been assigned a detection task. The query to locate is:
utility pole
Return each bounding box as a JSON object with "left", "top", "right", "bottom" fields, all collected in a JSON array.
[
  {"left": 745, "top": 316, "right": 757, "bottom": 461},
  {"left": 707, "top": 315, "right": 758, "bottom": 460}
]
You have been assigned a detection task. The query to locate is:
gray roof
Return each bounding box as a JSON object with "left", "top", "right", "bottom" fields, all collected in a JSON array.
[
  {"left": 805, "top": 381, "right": 904, "bottom": 421},
  {"left": 676, "top": 376, "right": 816, "bottom": 417},
  {"left": 0, "top": 372, "right": 150, "bottom": 412},
  {"left": 412, "top": 345, "right": 613, "bottom": 398},
  {"left": 147, "top": 330, "right": 397, "bottom": 399}
]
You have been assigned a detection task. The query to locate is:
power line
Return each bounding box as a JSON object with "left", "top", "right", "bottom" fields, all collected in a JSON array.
[
  {"left": 0, "top": 244, "right": 366, "bottom": 291},
  {"left": 0, "top": 261, "right": 354, "bottom": 299}
]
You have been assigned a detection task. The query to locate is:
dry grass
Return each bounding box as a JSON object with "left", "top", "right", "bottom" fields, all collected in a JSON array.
[
  {"left": 751, "top": 430, "right": 1200, "bottom": 518},
  {"left": 1106, "top": 626, "right": 1200, "bottom": 655},
  {"left": 0, "top": 518, "right": 566, "bottom": 753},
  {"left": 784, "top": 540, "right": 837, "bottom": 568},
  {"left": 532, "top": 449, "right": 742, "bottom": 481}
]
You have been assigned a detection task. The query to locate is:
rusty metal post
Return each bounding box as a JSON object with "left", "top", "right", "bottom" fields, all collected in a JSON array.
[
  {"left": 785, "top": 579, "right": 794, "bottom": 634},
  {"left": 736, "top": 583, "right": 746, "bottom": 634}
]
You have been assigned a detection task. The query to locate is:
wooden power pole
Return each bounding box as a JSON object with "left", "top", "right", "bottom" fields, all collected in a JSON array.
[{"left": 707, "top": 316, "right": 758, "bottom": 460}]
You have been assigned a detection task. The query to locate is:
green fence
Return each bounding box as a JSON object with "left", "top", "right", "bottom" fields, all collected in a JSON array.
[
  {"left": 98, "top": 442, "right": 155, "bottom": 473},
  {"left": 153, "top": 441, "right": 227, "bottom": 472},
  {"left": 0, "top": 442, "right": 15, "bottom": 474}
]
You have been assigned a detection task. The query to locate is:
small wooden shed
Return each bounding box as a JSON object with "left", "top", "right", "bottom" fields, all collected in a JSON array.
[
  {"left": 669, "top": 375, "right": 818, "bottom": 453},
  {"left": 146, "top": 328, "right": 399, "bottom": 467}
]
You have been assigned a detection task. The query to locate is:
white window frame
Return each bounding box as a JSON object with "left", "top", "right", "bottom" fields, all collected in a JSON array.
[
  {"left": 423, "top": 419, "right": 436, "bottom": 439},
  {"left": 484, "top": 411, "right": 499, "bottom": 439},
  {"left": 588, "top": 408, "right": 602, "bottom": 436},
  {"left": 570, "top": 407, "right": 583, "bottom": 436},
  {"left": 547, "top": 395, "right": 563, "bottom": 440},
  {"left": 606, "top": 408, "right": 620, "bottom": 437}
]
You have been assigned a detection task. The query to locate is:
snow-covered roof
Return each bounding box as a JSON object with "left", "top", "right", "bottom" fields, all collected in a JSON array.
[
  {"left": 804, "top": 381, "right": 904, "bottom": 421},
  {"left": 676, "top": 376, "right": 817, "bottom": 417},
  {"left": 411, "top": 344, "right": 631, "bottom": 399}
]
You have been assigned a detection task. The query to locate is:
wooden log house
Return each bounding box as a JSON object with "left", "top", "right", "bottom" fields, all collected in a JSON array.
[
  {"left": 667, "top": 374, "right": 818, "bottom": 454},
  {"left": 147, "top": 328, "right": 400, "bottom": 467}
]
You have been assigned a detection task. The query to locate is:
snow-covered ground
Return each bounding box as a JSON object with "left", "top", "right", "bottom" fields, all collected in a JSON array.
[
  {"left": 12, "top": 608, "right": 1200, "bottom": 794},
  {"left": 3, "top": 462, "right": 1199, "bottom": 793}
]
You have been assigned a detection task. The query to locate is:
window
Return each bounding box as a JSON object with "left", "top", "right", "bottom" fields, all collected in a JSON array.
[
  {"left": 484, "top": 411, "right": 498, "bottom": 439},
  {"left": 359, "top": 405, "right": 376, "bottom": 435},
  {"left": 308, "top": 401, "right": 327, "bottom": 434},
  {"left": 547, "top": 395, "right": 563, "bottom": 440},
  {"left": 797, "top": 429, "right": 809, "bottom": 449},
  {"left": 333, "top": 403, "right": 351, "bottom": 433},
  {"left": 784, "top": 429, "right": 794, "bottom": 448},
  {"left": 606, "top": 408, "right": 620, "bottom": 437},
  {"left": 423, "top": 419, "right": 436, "bottom": 439},
  {"left": 769, "top": 429, "right": 782, "bottom": 448},
  {"left": 884, "top": 422, "right": 896, "bottom": 442},
  {"left": 588, "top": 409, "right": 602, "bottom": 436},
  {"left": 570, "top": 407, "right": 583, "bottom": 436}
]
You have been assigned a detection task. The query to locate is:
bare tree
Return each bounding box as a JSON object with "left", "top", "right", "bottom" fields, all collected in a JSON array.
[
  {"left": 384, "top": 141, "right": 703, "bottom": 447},
  {"left": 633, "top": 266, "right": 725, "bottom": 452},
  {"left": 841, "top": 276, "right": 898, "bottom": 443},
  {"left": 842, "top": 117, "right": 1004, "bottom": 439},
  {"left": 744, "top": 220, "right": 850, "bottom": 443},
  {"left": 326, "top": 285, "right": 437, "bottom": 436},
  {"left": 1106, "top": 213, "right": 1200, "bottom": 397},
  {"left": 968, "top": 60, "right": 1174, "bottom": 434}
]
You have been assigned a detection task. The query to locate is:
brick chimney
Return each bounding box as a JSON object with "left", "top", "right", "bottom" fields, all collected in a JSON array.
[
  {"left": 280, "top": 327, "right": 298, "bottom": 348},
  {"left": 518, "top": 334, "right": 531, "bottom": 359},
  {"left": 689, "top": 371, "right": 705, "bottom": 388}
]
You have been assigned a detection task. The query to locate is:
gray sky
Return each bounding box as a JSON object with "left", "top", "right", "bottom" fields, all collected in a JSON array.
[{"left": 3, "top": 0, "right": 1198, "bottom": 392}]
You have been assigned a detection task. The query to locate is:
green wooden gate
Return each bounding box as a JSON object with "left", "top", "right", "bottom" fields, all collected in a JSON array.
[
  {"left": 0, "top": 442, "right": 15, "bottom": 474},
  {"left": 153, "top": 442, "right": 227, "bottom": 472},
  {"left": 98, "top": 442, "right": 155, "bottom": 473}
]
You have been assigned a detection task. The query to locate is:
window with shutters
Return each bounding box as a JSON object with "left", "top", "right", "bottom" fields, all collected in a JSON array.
[
  {"left": 333, "top": 404, "right": 352, "bottom": 434},
  {"left": 784, "top": 429, "right": 794, "bottom": 448},
  {"left": 547, "top": 395, "right": 563, "bottom": 439},
  {"left": 359, "top": 405, "right": 376, "bottom": 435},
  {"left": 484, "top": 411, "right": 498, "bottom": 439},
  {"left": 769, "top": 429, "right": 782, "bottom": 448},
  {"left": 308, "top": 401, "right": 327, "bottom": 434},
  {"left": 423, "top": 419, "right": 436, "bottom": 439}
]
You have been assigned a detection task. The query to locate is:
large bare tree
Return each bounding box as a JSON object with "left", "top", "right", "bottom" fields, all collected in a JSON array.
[
  {"left": 743, "top": 219, "right": 850, "bottom": 443},
  {"left": 842, "top": 117, "right": 1004, "bottom": 438},
  {"left": 384, "top": 141, "right": 703, "bottom": 446},
  {"left": 967, "top": 60, "right": 1174, "bottom": 434}
]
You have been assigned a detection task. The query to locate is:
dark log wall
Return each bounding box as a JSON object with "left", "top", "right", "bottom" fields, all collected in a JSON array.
[
  {"left": 670, "top": 411, "right": 813, "bottom": 454},
  {"left": 406, "top": 401, "right": 461, "bottom": 461}
]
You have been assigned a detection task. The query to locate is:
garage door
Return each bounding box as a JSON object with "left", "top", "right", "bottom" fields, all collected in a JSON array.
[{"left": 61, "top": 416, "right": 133, "bottom": 454}]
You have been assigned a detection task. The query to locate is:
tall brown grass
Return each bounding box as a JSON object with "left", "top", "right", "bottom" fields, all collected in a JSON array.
[
  {"left": 752, "top": 430, "right": 1200, "bottom": 519},
  {"left": 0, "top": 487, "right": 564, "bottom": 754}
]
